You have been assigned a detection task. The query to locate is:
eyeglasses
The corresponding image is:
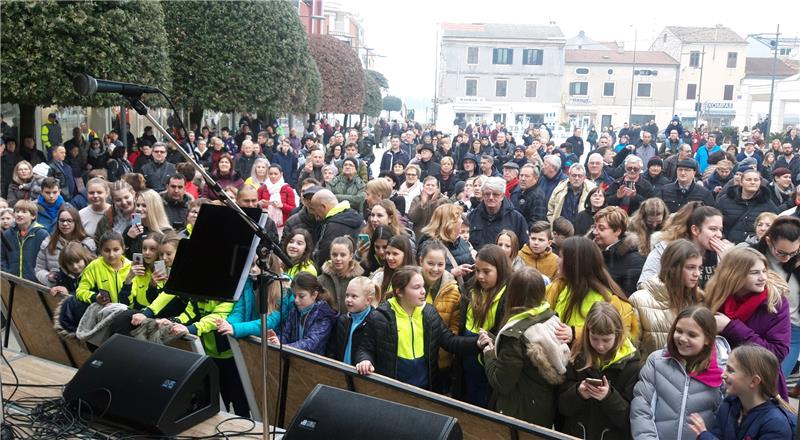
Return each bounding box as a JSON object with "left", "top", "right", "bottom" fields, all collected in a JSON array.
[
  {"left": 58, "top": 218, "right": 74, "bottom": 224},
  {"left": 482, "top": 191, "right": 503, "bottom": 199},
  {"left": 153, "top": 150, "right": 166, "bottom": 154},
  {"left": 625, "top": 167, "right": 641, "bottom": 172},
  {"left": 770, "top": 242, "right": 800, "bottom": 258},
  {"left": 405, "top": 173, "right": 418, "bottom": 177}
]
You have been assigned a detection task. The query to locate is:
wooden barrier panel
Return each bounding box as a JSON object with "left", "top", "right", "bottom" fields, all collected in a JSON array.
[
  {"left": 232, "top": 336, "right": 576, "bottom": 440},
  {"left": 1, "top": 272, "right": 205, "bottom": 368}
]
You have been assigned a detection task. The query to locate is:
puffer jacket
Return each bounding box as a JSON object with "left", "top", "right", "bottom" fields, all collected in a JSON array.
[
  {"left": 408, "top": 195, "right": 449, "bottom": 239},
  {"left": 484, "top": 309, "right": 569, "bottom": 427},
  {"left": 329, "top": 175, "right": 366, "bottom": 214},
  {"left": 559, "top": 339, "right": 641, "bottom": 440},
  {"left": 314, "top": 201, "right": 364, "bottom": 267},
  {"left": 1, "top": 221, "right": 49, "bottom": 282},
  {"left": 467, "top": 199, "right": 528, "bottom": 251},
  {"left": 547, "top": 179, "right": 596, "bottom": 223},
  {"left": 716, "top": 184, "right": 779, "bottom": 244},
  {"left": 603, "top": 234, "right": 646, "bottom": 297},
  {"left": 278, "top": 299, "right": 338, "bottom": 355},
  {"left": 628, "top": 277, "right": 685, "bottom": 360},
  {"left": 630, "top": 343, "right": 726, "bottom": 440},
  {"left": 698, "top": 396, "right": 796, "bottom": 440},
  {"left": 75, "top": 256, "right": 132, "bottom": 303},
  {"left": 284, "top": 205, "right": 322, "bottom": 239},
  {"left": 657, "top": 180, "right": 717, "bottom": 213},
  {"left": 354, "top": 301, "right": 479, "bottom": 391},
  {"left": 318, "top": 260, "right": 365, "bottom": 314},
  {"left": 517, "top": 245, "right": 559, "bottom": 280},
  {"left": 426, "top": 272, "right": 462, "bottom": 370},
  {"left": 416, "top": 235, "right": 474, "bottom": 271},
  {"left": 35, "top": 236, "right": 96, "bottom": 286},
  {"left": 326, "top": 306, "right": 378, "bottom": 364}
]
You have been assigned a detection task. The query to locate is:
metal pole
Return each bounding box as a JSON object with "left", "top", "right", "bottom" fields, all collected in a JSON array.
[
  {"left": 628, "top": 28, "right": 637, "bottom": 124},
  {"left": 695, "top": 45, "right": 706, "bottom": 127},
  {"left": 433, "top": 23, "right": 439, "bottom": 125},
  {"left": 766, "top": 24, "right": 780, "bottom": 136},
  {"left": 120, "top": 102, "right": 128, "bottom": 149}
]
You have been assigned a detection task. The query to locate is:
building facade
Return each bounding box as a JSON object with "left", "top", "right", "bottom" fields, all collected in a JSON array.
[
  {"left": 651, "top": 26, "right": 748, "bottom": 128},
  {"left": 563, "top": 49, "right": 679, "bottom": 131},
  {"left": 436, "top": 23, "right": 566, "bottom": 134}
]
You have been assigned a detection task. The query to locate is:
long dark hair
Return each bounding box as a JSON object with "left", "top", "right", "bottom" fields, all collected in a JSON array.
[
  {"left": 363, "top": 225, "right": 394, "bottom": 274},
  {"left": 291, "top": 272, "right": 334, "bottom": 307},
  {"left": 468, "top": 244, "right": 511, "bottom": 330},
  {"left": 47, "top": 206, "right": 90, "bottom": 254},
  {"left": 659, "top": 239, "right": 703, "bottom": 313},
  {"left": 380, "top": 235, "right": 414, "bottom": 295},
  {"left": 558, "top": 236, "right": 626, "bottom": 323},
  {"left": 282, "top": 228, "right": 315, "bottom": 267},
  {"left": 499, "top": 267, "right": 546, "bottom": 328}
]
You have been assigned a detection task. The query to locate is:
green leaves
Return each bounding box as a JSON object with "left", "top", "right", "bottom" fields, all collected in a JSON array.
[
  {"left": 383, "top": 96, "right": 402, "bottom": 112},
  {"left": 362, "top": 70, "right": 382, "bottom": 117}
]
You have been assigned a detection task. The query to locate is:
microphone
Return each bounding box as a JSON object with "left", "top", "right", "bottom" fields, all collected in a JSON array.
[{"left": 73, "top": 73, "right": 160, "bottom": 97}]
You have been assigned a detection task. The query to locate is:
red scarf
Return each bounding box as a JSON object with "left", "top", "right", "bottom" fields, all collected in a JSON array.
[
  {"left": 505, "top": 178, "right": 519, "bottom": 198},
  {"left": 721, "top": 288, "right": 768, "bottom": 322}
]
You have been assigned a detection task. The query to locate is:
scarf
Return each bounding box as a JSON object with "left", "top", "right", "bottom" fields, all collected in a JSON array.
[
  {"left": 264, "top": 177, "right": 285, "bottom": 203},
  {"left": 343, "top": 306, "right": 372, "bottom": 365},
  {"left": 88, "top": 146, "right": 105, "bottom": 159},
  {"left": 505, "top": 178, "right": 518, "bottom": 198},
  {"left": 721, "top": 288, "right": 768, "bottom": 323},
  {"left": 38, "top": 194, "right": 63, "bottom": 219}
]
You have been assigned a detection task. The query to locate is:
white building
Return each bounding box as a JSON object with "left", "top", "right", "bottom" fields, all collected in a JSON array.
[
  {"left": 563, "top": 49, "right": 679, "bottom": 131},
  {"left": 740, "top": 57, "right": 800, "bottom": 130},
  {"left": 746, "top": 35, "right": 800, "bottom": 60},
  {"left": 651, "top": 26, "right": 747, "bottom": 128},
  {"left": 435, "top": 23, "right": 566, "bottom": 135}
]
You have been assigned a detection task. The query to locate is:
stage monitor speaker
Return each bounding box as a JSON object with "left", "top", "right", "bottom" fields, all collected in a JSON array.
[
  {"left": 63, "top": 334, "right": 219, "bottom": 435},
  {"left": 284, "top": 385, "right": 462, "bottom": 440}
]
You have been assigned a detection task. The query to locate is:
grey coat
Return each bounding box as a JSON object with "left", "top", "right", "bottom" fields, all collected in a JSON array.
[
  {"left": 630, "top": 339, "right": 728, "bottom": 440},
  {"left": 35, "top": 236, "right": 96, "bottom": 287}
]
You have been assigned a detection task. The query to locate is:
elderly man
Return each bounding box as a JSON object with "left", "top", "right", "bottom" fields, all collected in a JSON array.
[
  {"left": 663, "top": 143, "right": 694, "bottom": 180},
  {"left": 47, "top": 145, "right": 75, "bottom": 201},
  {"left": 547, "top": 163, "right": 595, "bottom": 223},
  {"left": 330, "top": 157, "right": 366, "bottom": 213},
  {"left": 538, "top": 155, "right": 567, "bottom": 201},
  {"left": 657, "top": 157, "right": 716, "bottom": 213},
  {"left": 605, "top": 155, "right": 654, "bottom": 215},
  {"left": 586, "top": 152, "right": 614, "bottom": 191},
  {"left": 307, "top": 189, "right": 363, "bottom": 266},
  {"left": 467, "top": 176, "right": 528, "bottom": 251},
  {"left": 514, "top": 163, "right": 547, "bottom": 227}
]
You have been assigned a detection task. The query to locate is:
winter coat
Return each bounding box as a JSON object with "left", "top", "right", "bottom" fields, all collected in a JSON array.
[
  {"left": 538, "top": 171, "right": 567, "bottom": 202},
  {"left": 658, "top": 180, "right": 717, "bottom": 213},
  {"left": 34, "top": 236, "right": 96, "bottom": 286},
  {"left": 284, "top": 206, "right": 322, "bottom": 239},
  {"left": 278, "top": 300, "right": 338, "bottom": 355},
  {"left": 329, "top": 175, "right": 366, "bottom": 214},
  {"left": 273, "top": 150, "right": 299, "bottom": 187},
  {"left": 201, "top": 170, "right": 243, "bottom": 200},
  {"left": 603, "top": 235, "right": 646, "bottom": 297},
  {"left": 716, "top": 184, "right": 779, "bottom": 244},
  {"left": 467, "top": 199, "right": 528, "bottom": 251},
  {"left": 161, "top": 192, "right": 191, "bottom": 230},
  {"left": 75, "top": 256, "right": 132, "bottom": 304},
  {"left": 426, "top": 272, "right": 462, "bottom": 370},
  {"left": 558, "top": 340, "right": 641, "bottom": 440},
  {"left": 140, "top": 160, "right": 176, "bottom": 193},
  {"left": 719, "top": 292, "right": 791, "bottom": 399},
  {"left": 314, "top": 201, "right": 364, "bottom": 267},
  {"left": 416, "top": 234, "right": 474, "bottom": 271},
  {"left": 484, "top": 309, "right": 569, "bottom": 426},
  {"left": 6, "top": 180, "right": 36, "bottom": 207},
  {"left": 318, "top": 260, "right": 365, "bottom": 314},
  {"left": 47, "top": 160, "right": 75, "bottom": 201},
  {"left": 628, "top": 278, "right": 686, "bottom": 360},
  {"left": 435, "top": 172, "right": 460, "bottom": 198},
  {"left": 698, "top": 396, "right": 796, "bottom": 440},
  {"left": 630, "top": 346, "right": 725, "bottom": 440},
  {"left": 354, "top": 301, "right": 479, "bottom": 391},
  {"left": 517, "top": 245, "right": 559, "bottom": 280},
  {"left": 226, "top": 279, "right": 294, "bottom": 338},
  {"left": 408, "top": 195, "right": 448, "bottom": 238},
  {"left": 326, "top": 307, "right": 378, "bottom": 364},
  {"left": 106, "top": 157, "right": 133, "bottom": 183},
  {"left": 379, "top": 149, "right": 410, "bottom": 173},
  {"left": 417, "top": 159, "right": 441, "bottom": 180},
  {"left": 234, "top": 153, "right": 260, "bottom": 182},
  {"left": 767, "top": 181, "right": 793, "bottom": 208},
  {"left": 1, "top": 222, "right": 49, "bottom": 282},
  {"left": 605, "top": 177, "right": 654, "bottom": 215},
  {"left": 547, "top": 179, "right": 596, "bottom": 223},
  {"left": 257, "top": 183, "right": 296, "bottom": 225},
  {"left": 513, "top": 186, "right": 547, "bottom": 228},
  {"left": 642, "top": 172, "right": 670, "bottom": 189}
]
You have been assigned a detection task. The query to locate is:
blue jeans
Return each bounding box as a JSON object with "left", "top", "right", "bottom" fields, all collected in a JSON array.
[{"left": 781, "top": 324, "right": 800, "bottom": 378}]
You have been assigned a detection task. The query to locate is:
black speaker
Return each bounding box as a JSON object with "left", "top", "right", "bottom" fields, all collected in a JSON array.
[
  {"left": 63, "top": 334, "right": 219, "bottom": 435},
  {"left": 284, "top": 385, "right": 462, "bottom": 440}
]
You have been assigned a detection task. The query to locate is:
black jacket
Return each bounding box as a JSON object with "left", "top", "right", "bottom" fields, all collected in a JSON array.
[
  {"left": 642, "top": 172, "right": 669, "bottom": 189},
  {"left": 326, "top": 308, "right": 378, "bottom": 364},
  {"left": 140, "top": 160, "right": 176, "bottom": 192},
  {"left": 566, "top": 135, "right": 586, "bottom": 157},
  {"left": 435, "top": 172, "right": 460, "bottom": 198},
  {"left": 658, "top": 180, "right": 716, "bottom": 213},
  {"left": 605, "top": 177, "right": 654, "bottom": 215},
  {"left": 354, "top": 301, "right": 479, "bottom": 391},
  {"left": 417, "top": 159, "right": 441, "bottom": 180},
  {"left": 234, "top": 153, "right": 259, "bottom": 180},
  {"left": 161, "top": 192, "right": 190, "bottom": 230},
  {"left": 513, "top": 186, "right": 547, "bottom": 228},
  {"left": 314, "top": 206, "right": 364, "bottom": 267},
  {"left": 716, "top": 184, "right": 779, "bottom": 244},
  {"left": 603, "top": 235, "right": 646, "bottom": 297},
  {"left": 467, "top": 199, "right": 529, "bottom": 251},
  {"left": 284, "top": 206, "right": 322, "bottom": 239}
]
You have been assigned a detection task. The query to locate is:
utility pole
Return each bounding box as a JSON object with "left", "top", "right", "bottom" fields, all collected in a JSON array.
[
  {"left": 628, "top": 27, "right": 638, "bottom": 124},
  {"left": 433, "top": 23, "right": 440, "bottom": 125},
  {"left": 766, "top": 24, "right": 780, "bottom": 136},
  {"left": 695, "top": 45, "right": 706, "bottom": 127}
]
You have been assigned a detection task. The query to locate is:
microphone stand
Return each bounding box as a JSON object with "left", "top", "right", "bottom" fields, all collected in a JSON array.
[{"left": 125, "top": 94, "right": 286, "bottom": 439}]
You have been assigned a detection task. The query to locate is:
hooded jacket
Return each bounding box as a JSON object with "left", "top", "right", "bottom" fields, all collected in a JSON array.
[
  {"left": 1, "top": 221, "right": 49, "bottom": 282},
  {"left": 354, "top": 301, "right": 479, "bottom": 391},
  {"left": 318, "top": 260, "right": 365, "bottom": 314},
  {"left": 314, "top": 201, "right": 364, "bottom": 267},
  {"left": 628, "top": 277, "right": 683, "bottom": 360},
  {"left": 467, "top": 199, "right": 528, "bottom": 251},
  {"left": 279, "top": 299, "right": 338, "bottom": 355},
  {"left": 558, "top": 339, "right": 641, "bottom": 440},
  {"left": 630, "top": 344, "right": 726, "bottom": 440},
  {"left": 698, "top": 396, "right": 796, "bottom": 440},
  {"left": 716, "top": 184, "right": 779, "bottom": 244},
  {"left": 75, "top": 256, "right": 132, "bottom": 304},
  {"left": 517, "top": 245, "right": 558, "bottom": 280},
  {"left": 602, "top": 235, "right": 646, "bottom": 297},
  {"left": 426, "top": 271, "right": 462, "bottom": 370},
  {"left": 329, "top": 175, "right": 366, "bottom": 214}
]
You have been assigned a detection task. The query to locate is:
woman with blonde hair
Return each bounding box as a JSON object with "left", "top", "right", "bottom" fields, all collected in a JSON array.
[
  {"left": 704, "top": 246, "right": 791, "bottom": 398},
  {"left": 122, "top": 189, "right": 173, "bottom": 259},
  {"left": 628, "top": 197, "right": 669, "bottom": 254},
  {"left": 418, "top": 203, "right": 474, "bottom": 280},
  {"left": 244, "top": 157, "right": 270, "bottom": 188},
  {"left": 363, "top": 199, "right": 406, "bottom": 238}
]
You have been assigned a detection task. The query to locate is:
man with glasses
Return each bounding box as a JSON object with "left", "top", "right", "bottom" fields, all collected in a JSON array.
[
  {"left": 466, "top": 176, "right": 528, "bottom": 251},
  {"left": 141, "top": 142, "right": 176, "bottom": 192},
  {"left": 657, "top": 157, "right": 716, "bottom": 213},
  {"left": 547, "top": 163, "right": 595, "bottom": 223},
  {"left": 606, "top": 155, "right": 654, "bottom": 215},
  {"left": 663, "top": 143, "right": 694, "bottom": 181}
]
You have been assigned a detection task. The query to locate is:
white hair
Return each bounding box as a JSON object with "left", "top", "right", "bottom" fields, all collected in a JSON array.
[
  {"left": 543, "top": 154, "right": 561, "bottom": 170},
  {"left": 482, "top": 176, "right": 506, "bottom": 194},
  {"left": 624, "top": 155, "right": 643, "bottom": 166},
  {"left": 568, "top": 163, "right": 585, "bottom": 174}
]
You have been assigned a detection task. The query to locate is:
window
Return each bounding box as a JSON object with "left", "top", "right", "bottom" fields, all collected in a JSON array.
[
  {"left": 637, "top": 83, "right": 652, "bottom": 97},
  {"left": 465, "top": 79, "right": 477, "bottom": 96},
  {"left": 525, "top": 80, "right": 537, "bottom": 97},
  {"left": 726, "top": 52, "right": 737, "bottom": 68},
  {"left": 780, "top": 48, "right": 792, "bottom": 56},
  {"left": 569, "top": 82, "right": 588, "bottom": 96},
  {"left": 467, "top": 47, "right": 479, "bottom": 64},
  {"left": 686, "top": 83, "right": 697, "bottom": 100},
  {"left": 723, "top": 84, "right": 734, "bottom": 101},
  {"left": 492, "top": 48, "right": 513, "bottom": 65},
  {"left": 689, "top": 51, "right": 701, "bottom": 67},
  {"left": 603, "top": 82, "right": 615, "bottom": 97},
  {"left": 575, "top": 67, "right": 590, "bottom": 75},
  {"left": 495, "top": 79, "right": 507, "bottom": 97},
  {"left": 607, "top": 68, "right": 614, "bottom": 75},
  {"left": 522, "top": 49, "right": 543, "bottom": 65}
]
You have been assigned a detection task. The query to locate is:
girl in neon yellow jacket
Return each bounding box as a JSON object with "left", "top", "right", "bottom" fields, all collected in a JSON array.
[{"left": 76, "top": 231, "right": 131, "bottom": 304}]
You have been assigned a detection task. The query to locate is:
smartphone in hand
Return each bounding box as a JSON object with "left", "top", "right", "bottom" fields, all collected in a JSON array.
[
  {"left": 154, "top": 260, "right": 166, "bottom": 274},
  {"left": 132, "top": 213, "right": 142, "bottom": 226},
  {"left": 585, "top": 378, "right": 603, "bottom": 386},
  {"left": 132, "top": 253, "right": 144, "bottom": 266}
]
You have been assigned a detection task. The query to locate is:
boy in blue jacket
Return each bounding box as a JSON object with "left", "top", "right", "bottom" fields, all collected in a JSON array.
[{"left": 1, "top": 200, "right": 49, "bottom": 281}]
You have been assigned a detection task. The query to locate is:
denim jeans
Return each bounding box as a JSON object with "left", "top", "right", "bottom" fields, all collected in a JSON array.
[{"left": 780, "top": 324, "right": 800, "bottom": 378}]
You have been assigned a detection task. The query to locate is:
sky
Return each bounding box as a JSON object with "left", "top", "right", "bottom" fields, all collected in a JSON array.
[{"left": 339, "top": 0, "right": 799, "bottom": 117}]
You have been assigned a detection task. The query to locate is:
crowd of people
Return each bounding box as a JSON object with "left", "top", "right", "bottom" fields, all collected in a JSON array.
[{"left": 2, "top": 114, "right": 800, "bottom": 439}]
